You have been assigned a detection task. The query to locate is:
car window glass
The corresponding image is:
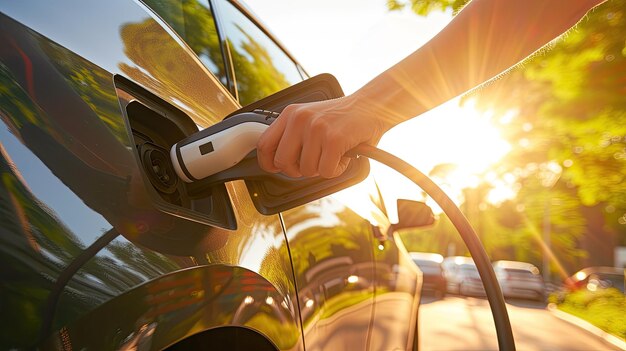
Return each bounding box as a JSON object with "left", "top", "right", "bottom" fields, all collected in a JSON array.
[
  {"left": 142, "top": 0, "right": 228, "bottom": 87},
  {"left": 216, "top": 0, "right": 303, "bottom": 105}
]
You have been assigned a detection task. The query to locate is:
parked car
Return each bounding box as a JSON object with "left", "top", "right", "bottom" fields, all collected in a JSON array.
[
  {"left": 564, "top": 266, "right": 625, "bottom": 294},
  {"left": 442, "top": 256, "right": 485, "bottom": 296},
  {"left": 0, "top": 1, "right": 429, "bottom": 350},
  {"left": 455, "top": 262, "right": 487, "bottom": 297},
  {"left": 410, "top": 252, "right": 447, "bottom": 298},
  {"left": 492, "top": 260, "right": 545, "bottom": 301}
]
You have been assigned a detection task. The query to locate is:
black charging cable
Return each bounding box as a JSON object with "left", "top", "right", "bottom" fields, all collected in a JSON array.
[{"left": 349, "top": 144, "right": 516, "bottom": 351}]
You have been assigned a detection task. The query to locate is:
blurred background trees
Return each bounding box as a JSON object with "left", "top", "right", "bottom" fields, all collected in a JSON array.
[{"left": 392, "top": 0, "right": 626, "bottom": 278}]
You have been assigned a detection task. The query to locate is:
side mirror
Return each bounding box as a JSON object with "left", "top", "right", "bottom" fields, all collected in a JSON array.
[{"left": 391, "top": 199, "right": 436, "bottom": 231}]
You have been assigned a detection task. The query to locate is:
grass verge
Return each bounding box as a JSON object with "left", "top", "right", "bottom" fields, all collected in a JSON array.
[{"left": 550, "top": 288, "right": 625, "bottom": 340}]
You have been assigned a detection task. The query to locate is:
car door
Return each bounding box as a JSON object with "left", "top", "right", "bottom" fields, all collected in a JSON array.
[
  {"left": 208, "top": 2, "right": 379, "bottom": 349},
  {"left": 336, "top": 180, "right": 422, "bottom": 351},
  {"left": 279, "top": 199, "right": 378, "bottom": 351},
  {"left": 370, "top": 217, "right": 422, "bottom": 351},
  {"left": 0, "top": 1, "right": 304, "bottom": 350}
]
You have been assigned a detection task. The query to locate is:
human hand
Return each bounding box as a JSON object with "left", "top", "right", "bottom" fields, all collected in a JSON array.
[{"left": 256, "top": 94, "right": 391, "bottom": 179}]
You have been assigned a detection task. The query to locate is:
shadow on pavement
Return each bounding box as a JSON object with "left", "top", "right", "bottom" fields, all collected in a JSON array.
[
  {"left": 420, "top": 294, "right": 548, "bottom": 310},
  {"left": 504, "top": 298, "right": 547, "bottom": 309}
]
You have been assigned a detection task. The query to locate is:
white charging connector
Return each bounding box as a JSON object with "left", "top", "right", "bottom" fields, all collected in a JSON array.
[{"left": 170, "top": 111, "right": 274, "bottom": 183}]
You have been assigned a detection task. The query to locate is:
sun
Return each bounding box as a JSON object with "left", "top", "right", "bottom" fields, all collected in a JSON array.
[
  {"left": 380, "top": 98, "right": 511, "bottom": 175},
  {"left": 381, "top": 98, "right": 515, "bottom": 212},
  {"left": 335, "top": 97, "right": 516, "bottom": 222}
]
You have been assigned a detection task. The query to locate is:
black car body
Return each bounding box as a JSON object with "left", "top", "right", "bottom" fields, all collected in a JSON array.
[{"left": 0, "top": 1, "right": 422, "bottom": 350}]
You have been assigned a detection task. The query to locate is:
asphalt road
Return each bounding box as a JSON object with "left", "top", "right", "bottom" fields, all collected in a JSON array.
[{"left": 417, "top": 295, "right": 620, "bottom": 351}]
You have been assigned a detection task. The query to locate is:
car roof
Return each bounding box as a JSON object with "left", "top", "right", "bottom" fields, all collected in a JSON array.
[
  {"left": 492, "top": 260, "right": 538, "bottom": 270},
  {"left": 459, "top": 263, "right": 478, "bottom": 269},
  {"left": 576, "top": 266, "right": 624, "bottom": 275},
  {"left": 570, "top": 266, "right": 624, "bottom": 281},
  {"left": 443, "top": 256, "right": 474, "bottom": 265},
  {"left": 410, "top": 252, "right": 444, "bottom": 263}
]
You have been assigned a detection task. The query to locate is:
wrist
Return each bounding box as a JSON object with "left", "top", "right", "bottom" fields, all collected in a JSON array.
[{"left": 349, "top": 82, "right": 408, "bottom": 133}]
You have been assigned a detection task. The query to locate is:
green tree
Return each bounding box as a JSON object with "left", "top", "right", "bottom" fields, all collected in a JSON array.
[
  {"left": 474, "top": 2, "right": 626, "bottom": 269},
  {"left": 386, "top": 0, "right": 467, "bottom": 15},
  {"left": 392, "top": 0, "right": 626, "bottom": 270},
  {"left": 227, "top": 28, "right": 292, "bottom": 106}
]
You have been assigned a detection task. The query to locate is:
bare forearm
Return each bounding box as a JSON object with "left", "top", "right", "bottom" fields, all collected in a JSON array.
[
  {"left": 353, "top": 0, "right": 606, "bottom": 126},
  {"left": 257, "top": 0, "right": 607, "bottom": 178}
]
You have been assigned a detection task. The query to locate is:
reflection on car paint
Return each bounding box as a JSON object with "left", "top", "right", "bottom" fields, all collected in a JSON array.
[
  {"left": 281, "top": 199, "right": 376, "bottom": 351},
  {"left": 214, "top": 0, "right": 304, "bottom": 105},
  {"left": 43, "top": 266, "right": 300, "bottom": 350},
  {"left": 1, "top": 1, "right": 237, "bottom": 128},
  {"left": 0, "top": 58, "right": 116, "bottom": 347},
  {"left": 0, "top": 5, "right": 302, "bottom": 349},
  {"left": 141, "top": 0, "right": 229, "bottom": 88},
  {"left": 281, "top": 198, "right": 421, "bottom": 350},
  {"left": 370, "top": 233, "right": 420, "bottom": 350},
  {"left": 0, "top": 18, "right": 178, "bottom": 251},
  {"left": 0, "top": 0, "right": 422, "bottom": 349},
  {"left": 49, "top": 216, "right": 303, "bottom": 349},
  {"left": 52, "top": 235, "right": 194, "bottom": 334}
]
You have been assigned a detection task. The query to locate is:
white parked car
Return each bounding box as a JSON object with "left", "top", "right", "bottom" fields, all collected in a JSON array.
[
  {"left": 442, "top": 257, "right": 485, "bottom": 296},
  {"left": 493, "top": 260, "right": 545, "bottom": 301}
]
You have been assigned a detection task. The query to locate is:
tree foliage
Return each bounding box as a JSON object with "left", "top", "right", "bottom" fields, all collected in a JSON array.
[
  {"left": 387, "top": 0, "right": 468, "bottom": 15},
  {"left": 394, "top": 0, "right": 626, "bottom": 272}
]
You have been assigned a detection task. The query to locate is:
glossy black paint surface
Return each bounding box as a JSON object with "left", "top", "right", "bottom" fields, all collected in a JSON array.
[
  {"left": 281, "top": 200, "right": 377, "bottom": 350},
  {"left": 0, "top": 1, "right": 421, "bottom": 350}
]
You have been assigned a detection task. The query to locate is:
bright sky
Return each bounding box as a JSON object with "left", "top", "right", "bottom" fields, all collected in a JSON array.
[
  {"left": 244, "top": 0, "right": 452, "bottom": 93},
  {"left": 244, "top": 0, "right": 514, "bottom": 218}
]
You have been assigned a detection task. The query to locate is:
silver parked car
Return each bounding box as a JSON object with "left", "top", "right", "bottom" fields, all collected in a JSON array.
[
  {"left": 493, "top": 260, "right": 545, "bottom": 301},
  {"left": 442, "top": 257, "right": 486, "bottom": 296}
]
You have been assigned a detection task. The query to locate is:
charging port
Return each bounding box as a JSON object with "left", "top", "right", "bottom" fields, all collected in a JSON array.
[
  {"left": 116, "top": 77, "right": 236, "bottom": 230},
  {"left": 140, "top": 142, "right": 178, "bottom": 194}
]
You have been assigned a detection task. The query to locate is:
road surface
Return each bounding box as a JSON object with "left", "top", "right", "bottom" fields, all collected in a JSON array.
[{"left": 417, "top": 295, "right": 620, "bottom": 351}]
